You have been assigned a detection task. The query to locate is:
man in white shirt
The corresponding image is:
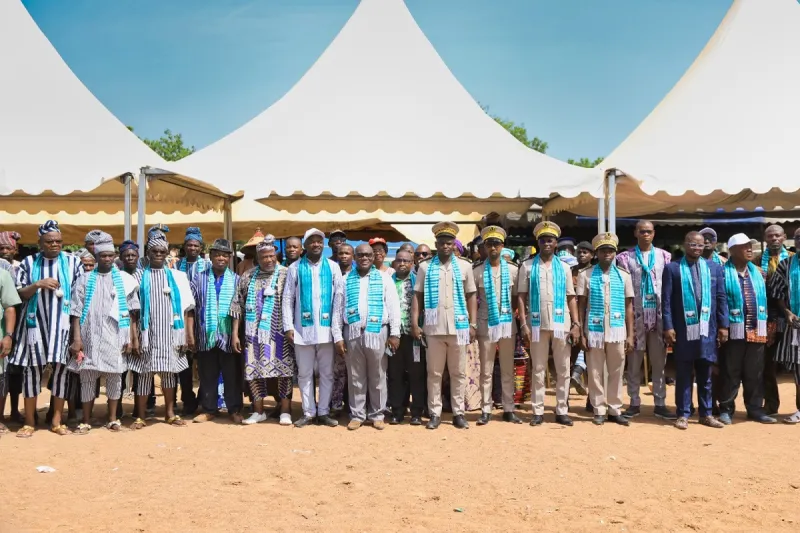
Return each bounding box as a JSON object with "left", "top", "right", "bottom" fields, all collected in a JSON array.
[{"left": 283, "top": 228, "right": 344, "bottom": 428}]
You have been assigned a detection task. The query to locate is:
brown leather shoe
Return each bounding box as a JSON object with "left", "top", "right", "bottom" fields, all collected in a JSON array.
[
  {"left": 373, "top": 420, "right": 386, "bottom": 431},
  {"left": 700, "top": 416, "right": 724, "bottom": 429},
  {"left": 347, "top": 419, "right": 362, "bottom": 431},
  {"left": 674, "top": 417, "right": 689, "bottom": 430}
]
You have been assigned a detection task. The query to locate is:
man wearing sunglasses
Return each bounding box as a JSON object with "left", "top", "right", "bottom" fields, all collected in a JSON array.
[{"left": 413, "top": 244, "right": 431, "bottom": 271}]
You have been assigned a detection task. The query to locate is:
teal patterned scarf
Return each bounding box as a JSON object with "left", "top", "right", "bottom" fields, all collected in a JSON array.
[
  {"left": 299, "top": 256, "right": 332, "bottom": 330},
  {"left": 204, "top": 269, "right": 235, "bottom": 350},
  {"left": 26, "top": 252, "right": 72, "bottom": 346},
  {"left": 484, "top": 260, "right": 512, "bottom": 342},
  {"left": 424, "top": 256, "right": 470, "bottom": 345},
  {"left": 528, "top": 256, "right": 566, "bottom": 342},
  {"left": 587, "top": 265, "right": 626, "bottom": 348},
  {"left": 761, "top": 245, "right": 789, "bottom": 273},
  {"left": 245, "top": 265, "right": 282, "bottom": 344},
  {"left": 345, "top": 267, "right": 385, "bottom": 349},
  {"left": 680, "top": 258, "right": 711, "bottom": 341},
  {"left": 140, "top": 266, "right": 184, "bottom": 349},
  {"left": 724, "top": 261, "right": 766, "bottom": 340},
  {"left": 80, "top": 266, "right": 130, "bottom": 347}
]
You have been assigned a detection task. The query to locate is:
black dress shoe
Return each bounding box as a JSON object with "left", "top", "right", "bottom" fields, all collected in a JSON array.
[
  {"left": 503, "top": 412, "right": 522, "bottom": 424},
  {"left": 426, "top": 415, "right": 441, "bottom": 430},
  {"left": 453, "top": 415, "right": 469, "bottom": 429},
  {"left": 410, "top": 416, "right": 423, "bottom": 426},
  {"left": 389, "top": 416, "right": 403, "bottom": 425},
  {"left": 476, "top": 413, "right": 491, "bottom": 426},
  {"left": 608, "top": 415, "right": 630, "bottom": 426},
  {"left": 555, "top": 414, "right": 573, "bottom": 426},
  {"left": 592, "top": 415, "right": 605, "bottom": 425},
  {"left": 316, "top": 415, "right": 339, "bottom": 427},
  {"left": 747, "top": 413, "right": 777, "bottom": 424},
  {"left": 529, "top": 415, "right": 544, "bottom": 426},
  {"left": 293, "top": 415, "right": 314, "bottom": 428}
]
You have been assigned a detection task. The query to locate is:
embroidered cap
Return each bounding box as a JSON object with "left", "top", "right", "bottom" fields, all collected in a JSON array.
[
  {"left": 0, "top": 231, "right": 21, "bottom": 247},
  {"left": 257, "top": 234, "right": 277, "bottom": 252},
  {"left": 119, "top": 240, "right": 139, "bottom": 253},
  {"left": 591, "top": 232, "right": 619, "bottom": 251},
  {"left": 480, "top": 225, "right": 506, "bottom": 243},
  {"left": 147, "top": 230, "right": 169, "bottom": 251},
  {"left": 432, "top": 221, "right": 459, "bottom": 239},
  {"left": 533, "top": 221, "right": 561, "bottom": 239}
]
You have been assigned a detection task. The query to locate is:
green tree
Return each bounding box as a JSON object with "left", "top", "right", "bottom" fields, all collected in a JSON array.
[
  {"left": 482, "top": 105, "right": 548, "bottom": 154},
  {"left": 127, "top": 126, "right": 195, "bottom": 162},
  {"left": 567, "top": 156, "right": 605, "bottom": 168}
]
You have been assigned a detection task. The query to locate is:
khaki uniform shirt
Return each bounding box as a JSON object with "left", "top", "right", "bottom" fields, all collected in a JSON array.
[
  {"left": 517, "top": 257, "right": 575, "bottom": 330},
  {"left": 415, "top": 257, "right": 476, "bottom": 336},
  {"left": 576, "top": 265, "right": 634, "bottom": 341},
  {"left": 474, "top": 261, "right": 519, "bottom": 338}
]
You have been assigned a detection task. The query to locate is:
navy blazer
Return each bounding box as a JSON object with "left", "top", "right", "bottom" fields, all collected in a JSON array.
[{"left": 662, "top": 259, "right": 729, "bottom": 362}]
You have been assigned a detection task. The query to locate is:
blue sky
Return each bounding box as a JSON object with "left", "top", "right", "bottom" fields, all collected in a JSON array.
[{"left": 23, "top": 0, "right": 732, "bottom": 162}]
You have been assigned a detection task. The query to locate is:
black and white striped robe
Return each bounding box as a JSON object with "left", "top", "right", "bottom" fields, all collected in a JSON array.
[
  {"left": 9, "top": 253, "right": 82, "bottom": 367},
  {"left": 127, "top": 268, "right": 195, "bottom": 374}
]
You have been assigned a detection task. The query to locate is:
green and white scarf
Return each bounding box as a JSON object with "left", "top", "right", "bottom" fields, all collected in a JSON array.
[
  {"left": 424, "top": 256, "right": 470, "bottom": 345},
  {"left": 204, "top": 269, "right": 236, "bottom": 350}
]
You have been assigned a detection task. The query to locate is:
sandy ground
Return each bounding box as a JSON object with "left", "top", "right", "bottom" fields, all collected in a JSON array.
[{"left": 3, "top": 377, "right": 800, "bottom": 533}]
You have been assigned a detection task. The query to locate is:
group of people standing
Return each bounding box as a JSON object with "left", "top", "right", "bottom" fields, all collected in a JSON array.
[{"left": 0, "top": 217, "right": 798, "bottom": 438}]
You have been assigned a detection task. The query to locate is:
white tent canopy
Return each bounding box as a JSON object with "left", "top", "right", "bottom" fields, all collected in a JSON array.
[
  {"left": 0, "top": 0, "right": 237, "bottom": 215},
  {"left": 545, "top": 0, "right": 800, "bottom": 217},
  {"left": 171, "top": 0, "right": 600, "bottom": 215}
]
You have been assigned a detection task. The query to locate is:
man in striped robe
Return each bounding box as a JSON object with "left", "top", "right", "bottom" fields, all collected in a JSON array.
[
  {"left": 128, "top": 230, "right": 196, "bottom": 429},
  {"left": 11, "top": 220, "right": 82, "bottom": 438},
  {"left": 69, "top": 232, "right": 139, "bottom": 433}
]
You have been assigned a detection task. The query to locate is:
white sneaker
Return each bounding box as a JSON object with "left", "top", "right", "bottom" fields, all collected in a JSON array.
[
  {"left": 279, "top": 413, "right": 292, "bottom": 426},
  {"left": 242, "top": 412, "right": 267, "bottom": 425}
]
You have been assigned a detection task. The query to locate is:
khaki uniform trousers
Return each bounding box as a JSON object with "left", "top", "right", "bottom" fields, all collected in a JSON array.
[
  {"left": 587, "top": 342, "right": 626, "bottom": 416},
  {"left": 477, "top": 336, "right": 515, "bottom": 413},
  {"left": 529, "top": 331, "right": 571, "bottom": 415},
  {"left": 626, "top": 331, "right": 667, "bottom": 407},
  {"left": 426, "top": 335, "right": 466, "bottom": 417}
]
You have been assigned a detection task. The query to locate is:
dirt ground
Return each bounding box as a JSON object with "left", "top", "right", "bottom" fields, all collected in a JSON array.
[{"left": 3, "top": 377, "right": 800, "bottom": 533}]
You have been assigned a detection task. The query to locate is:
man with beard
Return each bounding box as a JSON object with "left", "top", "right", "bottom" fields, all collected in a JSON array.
[
  {"left": 190, "top": 239, "right": 243, "bottom": 424},
  {"left": 11, "top": 220, "right": 82, "bottom": 438},
  {"left": 663, "top": 231, "right": 729, "bottom": 430},
  {"left": 333, "top": 244, "right": 400, "bottom": 430},
  {"left": 411, "top": 222, "right": 477, "bottom": 430},
  {"left": 757, "top": 224, "right": 792, "bottom": 416},
  {"left": 616, "top": 220, "right": 675, "bottom": 420},
  {"left": 232, "top": 236, "right": 295, "bottom": 426},
  {"left": 475, "top": 226, "right": 520, "bottom": 425},
  {"left": 283, "top": 229, "right": 344, "bottom": 427},
  {"left": 69, "top": 232, "right": 138, "bottom": 433},
  {"left": 128, "top": 230, "right": 196, "bottom": 429},
  {"left": 519, "top": 222, "right": 580, "bottom": 426}
]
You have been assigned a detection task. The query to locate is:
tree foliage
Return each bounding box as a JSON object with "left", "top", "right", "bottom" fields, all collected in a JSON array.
[
  {"left": 482, "top": 105, "right": 548, "bottom": 154},
  {"left": 567, "top": 156, "right": 605, "bottom": 168},
  {"left": 127, "top": 126, "right": 195, "bottom": 162}
]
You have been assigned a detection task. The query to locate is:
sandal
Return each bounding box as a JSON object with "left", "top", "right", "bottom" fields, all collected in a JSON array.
[
  {"left": 130, "top": 418, "right": 147, "bottom": 430},
  {"left": 166, "top": 415, "right": 187, "bottom": 427},
  {"left": 783, "top": 411, "right": 800, "bottom": 424},
  {"left": 106, "top": 420, "right": 122, "bottom": 432},
  {"left": 16, "top": 425, "right": 35, "bottom": 439},
  {"left": 75, "top": 423, "right": 91, "bottom": 435},
  {"left": 50, "top": 424, "right": 72, "bottom": 436}
]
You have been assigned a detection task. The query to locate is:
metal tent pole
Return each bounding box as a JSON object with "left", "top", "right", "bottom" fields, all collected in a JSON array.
[
  {"left": 136, "top": 168, "right": 147, "bottom": 247},
  {"left": 123, "top": 173, "right": 132, "bottom": 241},
  {"left": 607, "top": 170, "right": 617, "bottom": 235}
]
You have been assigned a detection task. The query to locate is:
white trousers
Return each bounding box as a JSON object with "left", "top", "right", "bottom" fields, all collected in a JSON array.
[{"left": 295, "top": 343, "right": 334, "bottom": 417}]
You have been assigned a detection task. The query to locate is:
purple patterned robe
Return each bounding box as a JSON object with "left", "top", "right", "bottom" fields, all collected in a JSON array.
[{"left": 616, "top": 247, "right": 671, "bottom": 351}]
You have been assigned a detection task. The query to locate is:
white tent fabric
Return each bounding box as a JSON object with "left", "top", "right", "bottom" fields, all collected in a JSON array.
[
  {"left": 0, "top": 0, "right": 236, "bottom": 212},
  {"left": 170, "top": 0, "right": 600, "bottom": 214},
  {"left": 546, "top": 0, "right": 800, "bottom": 217}
]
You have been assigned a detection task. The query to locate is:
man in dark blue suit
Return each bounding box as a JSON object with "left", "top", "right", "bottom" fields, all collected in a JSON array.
[{"left": 662, "top": 231, "right": 729, "bottom": 430}]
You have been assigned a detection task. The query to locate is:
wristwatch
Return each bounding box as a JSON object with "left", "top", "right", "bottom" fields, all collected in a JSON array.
[
  {"left": 571, "top": 322, "right": 582, "bottom": 328},
  {"left": 469, "top": 323, "right": 477, "bottom": 329}
]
